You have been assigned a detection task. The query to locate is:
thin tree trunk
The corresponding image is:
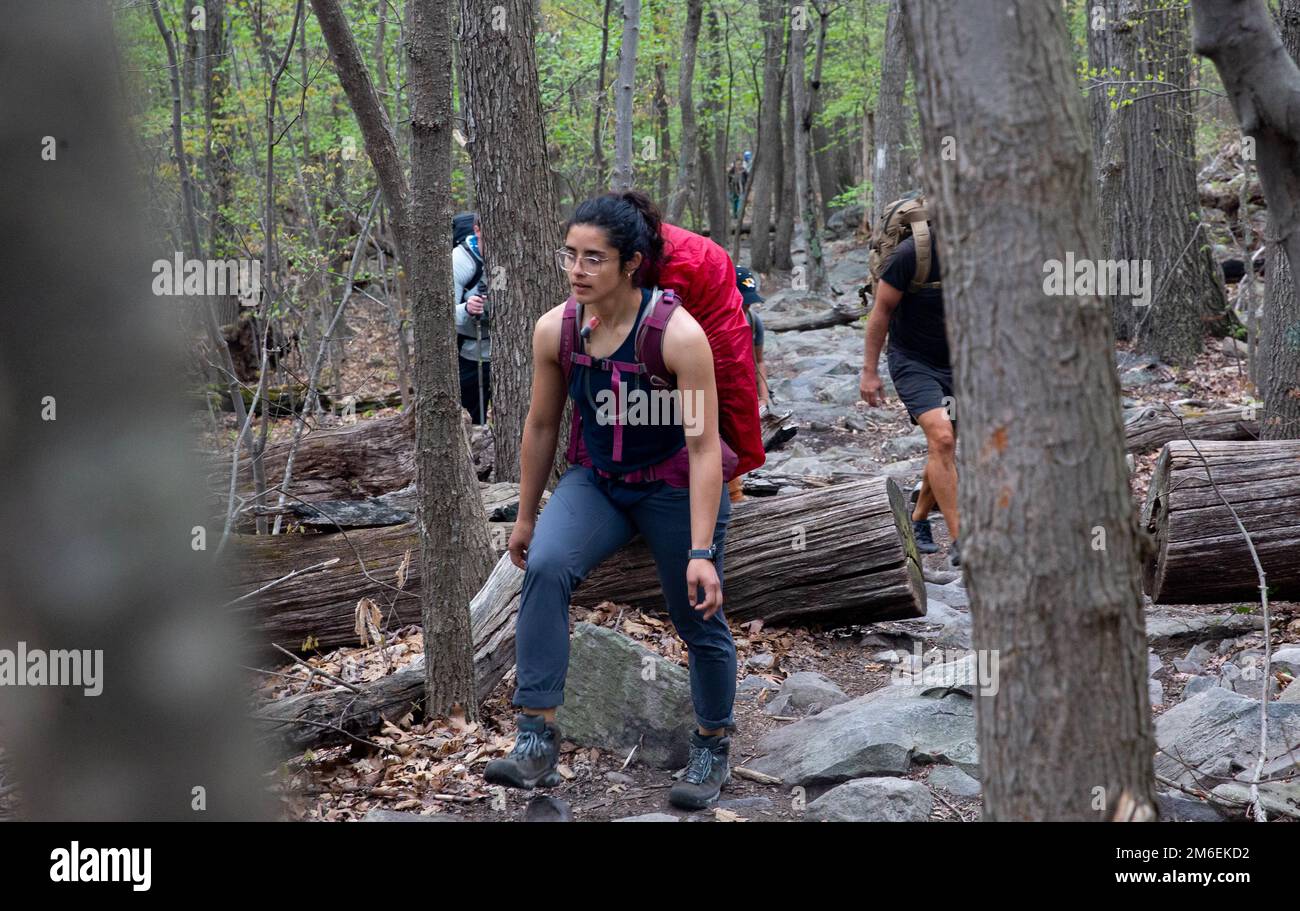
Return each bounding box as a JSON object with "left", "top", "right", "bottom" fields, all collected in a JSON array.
[
  {"left": 653, "top": 57, "right": 672, "bottom": 203},
  {"left": 1259, "top": 0, "right": 1300, "bottom": 440},
  {"left": 611, "top": 0, "right": 641, "bottom": 192},
  {"left": 773, "top": 44, "right": 795, "bottom": 271},
  {"left": 459, "top": 0, "right": 568, "bottom": 482},
  {"left": 872, "top": 0, "right": 912, "bottom": 226},
  {"left": 749, "top": 0, "right": 785, "bottom": 272},
  {"left": 901, "top": 0, "right": 1157, "bottom": 821},
  {"left": 698, "top": 2, "right": 729, "bottom": 237},
  {"left": 592, "top": 0, "right": 613, "bottom": 190},
  {"left": 792, "top": 1, "right": 826, "bottom": 292},
  {"left": 667, "top": 0, "right": 704, "bottom": 223},
  {"left": 406, "top": 0, "right": 495, "bottom": 721}
]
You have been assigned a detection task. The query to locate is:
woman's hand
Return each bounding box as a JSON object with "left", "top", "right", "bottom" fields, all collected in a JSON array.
[
  {"left": 687, "top": 558, "right": 724, "bottom": 620},
  {"left": 508, "top": 519, "right": 534, "bottom": 570}
]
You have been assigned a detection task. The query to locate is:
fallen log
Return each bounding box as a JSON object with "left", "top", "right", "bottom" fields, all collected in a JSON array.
[
  {"left": 1140, "top": 440, "right": 1300, "bottom": 604},
  {"left": 764, "top": 299, "right": 867, "bottom": 333},
  {"left": 260, "top": 481, "right": 536, "bottom": 529},
  {"left": 232, "top": 477, "right": 925, "bottom": 653},
  {"left": 1123, "top": 405, "right": 1258, "bottom": 454},
  {"left": 576, "top": 477, "right": 925, "bottom": 624},
  {"left": 252, "top": 555, "right": 524, "bottom": 756}
]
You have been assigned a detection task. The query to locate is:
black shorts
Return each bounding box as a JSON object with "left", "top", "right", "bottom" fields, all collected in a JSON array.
[{"left": 887, "top": 346, "right": 954, "bottom": 426}]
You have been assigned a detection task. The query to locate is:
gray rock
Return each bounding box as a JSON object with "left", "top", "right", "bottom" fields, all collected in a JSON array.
[
  {"left": 918, "top": 598, "right": 963, "bottom": 628},
  {"left": 1173, "top": 643, "right": 1213, "bottom": 675},
  {"left": 1150, "top": 678, "right": 1165, "bottom": 706},
  {"left": 1270, "top": 647, "right": 1300, "bottom": 678},
  {"left": 717, "top": 795, "right": 776, "bottom": 813},
  {"left": 736, "top": 674, "right": 779, "bottom": 701},
  {"left": 361, "top": 809, "right": 460, "bottom": 822},
  {"left": 763, "top": 671, "right": 851, "bottom": 717},
  {"left": 1145, "top": 610, "right": 1264, "bottom": 646},
  {"left": 1210, "top": 779, "right": 1300, "bottom": 820},
  {"left": 748, "top": 688, "right": 978, "bottom": 786},
  {"left": 1279, "top": 681, "right": 1300, "bottom": 704},
  {"left": 923, "top": 568, "right": 962, "bottom": 585},
  {"left": 930, "top": 579, "right": 969, "bottom": 609},
  {"left": 805, "top": 777, "right": 933, "bottom": 822},
  {"left": 556, "top": 623, "right": 695, "bottom": 769},
  {"left": 746, "top": 652, "right": 776, "bottom": 671},
  {"left": 882, "top": 431, "right": 929, "bottom": 460},
  {"left": 1148, "top": 649, "right": 1163, "bottom": 678},
  {"left": 933, "top": 615, "right": 973, "bottom": 650},
  {"left": 524, "top": 796, "right": 573, "bottom": 822},
  {"left": 612, "top": 813, "right": 680, "bottom": 822},
  {"left": 1155, "top": 791, "right": 1225, "bottom": 823},
  {"left": 1182, "top": 676, "right": 1217, "bottom": 700},
  {"left": 605, "top": 771, "right": 636, "bottom": 786},
  {"left": 928, "top": 765, "right": 982, "bottom": 797},
  {"left": 872, "top": 650, "right": 901, "bottom": 664},
  {"left": 1154, "top": 686, "right": 1300, "bottom": 788}
]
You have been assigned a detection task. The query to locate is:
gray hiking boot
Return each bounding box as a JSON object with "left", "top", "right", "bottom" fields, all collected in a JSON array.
[
  {"left": 668, "top": 730, "right": 731, "bottom": 810},
  {"left": 912, "top": 518, "right": 940, "bottom": 554},
  {"left": 483, "top": 713, "right": 563, "bottom": 790}
]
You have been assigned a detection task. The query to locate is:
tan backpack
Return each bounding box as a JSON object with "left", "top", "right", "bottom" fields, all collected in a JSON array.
[{"left": 866, "top": 191, "right": 941, "bottom": 297}]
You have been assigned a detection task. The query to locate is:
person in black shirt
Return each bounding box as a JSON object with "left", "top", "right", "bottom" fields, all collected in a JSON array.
[{"left": 859, "top": 231, "right": 961, "bottom": 566}]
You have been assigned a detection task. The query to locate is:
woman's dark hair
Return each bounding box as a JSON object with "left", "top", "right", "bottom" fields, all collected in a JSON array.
[{"left": 564, "top": 190, "right": 666, "bottom": 287}]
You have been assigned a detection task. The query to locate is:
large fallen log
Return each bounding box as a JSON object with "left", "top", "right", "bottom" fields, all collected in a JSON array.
[
  {"left": 1123, "top": 405, "right": 1258, "bottom": 454},
  {"left": 763, "top": 299, "right": 868, "bottom": 332},
  {"left": 252, "top": 555, "right": 524, "bottom": 756},
  {"left": 576, "top": 477, "right": 925, "bottom": 624},
  {"left": 232, "top": 477, "right": 926, "bottom": 653},
  {"left": 1140, "top": 440, "right": 1300, "bottom": 604}
]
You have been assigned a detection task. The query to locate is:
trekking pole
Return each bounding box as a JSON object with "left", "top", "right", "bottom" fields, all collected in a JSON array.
[{"left": 474, "top": 316, "right": 485, "bottom": 424}]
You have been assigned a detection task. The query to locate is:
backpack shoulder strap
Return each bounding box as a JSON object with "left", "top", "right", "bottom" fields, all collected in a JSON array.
[
  {"left": 908, "top": 219, "right": 942, "bottom": 292},
  {"left": 559, "top": 296, "right": 580, "bottom": 384},
  {"left": 634, "top": 288, "right": 680, "bottom": 389}
]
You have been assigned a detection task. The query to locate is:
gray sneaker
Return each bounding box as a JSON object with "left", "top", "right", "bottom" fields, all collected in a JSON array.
[
  {"left": 668, "top": 730, "right": 731, "bottom": 810},
  {"left": 484, "top": 713, "right": 563, "bottom": 790}
]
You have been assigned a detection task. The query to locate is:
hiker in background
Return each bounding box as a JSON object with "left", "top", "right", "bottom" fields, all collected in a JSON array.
[
  {"left": 486, "top": 191, "right": 741, "bottom": 811},
  {"left": 727, "top": 154, "right": 745, "bottom": 219},
  {"left": 452, "top": 212, "right": 491, "bottom": 424},
  {"left": 859, "top": 193, "right": 961, "bottom": 567},
  {"left": 727, "top": 266, "right": 771, "bottom": 504}
]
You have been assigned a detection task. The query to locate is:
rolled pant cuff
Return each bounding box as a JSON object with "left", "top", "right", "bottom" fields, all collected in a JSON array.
[{"left": 512, "top": 688, "right": 564, "bottom": 710}]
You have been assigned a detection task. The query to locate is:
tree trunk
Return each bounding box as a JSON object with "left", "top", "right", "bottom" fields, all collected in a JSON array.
[
  {"left": 406, "top": 0, "right": 494, "bottom": 721},
  {"left": 458, "top": 0, "right": 568, "bottom": 483},
  {"left": 1260, "top": 0, "right": 1300, "bottom": 440},
  {"left": 1140, "top": 440, "right": 1300, "bottom": 603},
  {"left": 791, "top": 2, "right": 826, "bottom": 292},
  {"left": 611, "top": 0, "right": 641, "bottom": 191},
  {"left": 901, "top": 0, "right": 1157, "bottom": 821},
  {"left": 1112, "top": 0, "right": 1226, "bottom": 363},
  {"left": 872, "top": 0, "right": 912, "bottom": 226},
  {"left": 748, "top": 0, "right": 785, "bottom": 272},
  {"left": 698, "top": 3, "right": 729, "bottom": 238},
  {"left": 592, "top": 0, "right": 613, "bottom": 190},
  {"left": 653, "top": 55, "right": 673, "bottom": 204},
  {"left": 667, "top": 0, "right": 703, "bottom": 223},
  {"left": 773, "top": 45, "right": 796, "bottom": 270}
]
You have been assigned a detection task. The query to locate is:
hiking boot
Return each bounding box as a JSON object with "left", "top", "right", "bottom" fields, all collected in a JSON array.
[
  {"left": 912, "top": 518, "right": 940, "bottom": 554},
  {"left": 948, "top": 538, "right": 962, "bottom": 568},
  {"left": 483, "top": 713, "right": 563, "bottom": 790},
  {"left": 668, "top": 730, "right": 731, "bottom": 810}
]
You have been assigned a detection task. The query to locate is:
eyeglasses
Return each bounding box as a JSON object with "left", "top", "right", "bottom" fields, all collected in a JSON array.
[{"left": 554, "top": 249, "right": 613, "bottom": 276}]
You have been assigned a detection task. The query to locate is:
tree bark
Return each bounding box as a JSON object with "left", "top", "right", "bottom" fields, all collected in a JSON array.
[
  {"left": 458, "top": 0, "right": 568, "bottom": 482},
  {"left": 1259, "top": 0, "right": 1300, "bottom": 440},
  {"left": 1140, "top": 440, "right": 1300, "bottom": 603},
  {"left": 1123, "top": 405, "right": 1260, "bottom": 453},
  {"left": 773, "top": 40, "right": 795, "bottom": 270},
  {"left": 406, "top": 0, "right": 494, "bottom": 721},
  {"left": 611, "top": 0, "right": 641, "bottom": 191},
  {"left": 872, "top": 0, "right": 912, "bottom": 227},
  {"left": 698, "top": 3, "right": 729, "bottom": 238},
  {"left": 901, "top": 0, "right": 1157, "bottom": 821},
  {"left": 791, "top": 2, "right": 826, "bottom": 292},
  {"left": 667, "top": 0, "right": 703, "bottom": 223},
  {"left": 748, "top": 0, "right": 785, "bottom": 272},
  {"left": 591, "top": 0, "right": 613, "bottom": 190}
]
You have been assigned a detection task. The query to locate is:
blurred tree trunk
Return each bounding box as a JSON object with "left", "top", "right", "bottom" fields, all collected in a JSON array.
[
  {"left": 872, "top": 0, "right": 912, "bottom": 225},
  {"left": 901, "top": 0, "right": 1157, "bottom": 821}
]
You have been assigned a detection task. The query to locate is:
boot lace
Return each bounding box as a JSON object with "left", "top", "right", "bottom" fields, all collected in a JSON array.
[
  {"left": 511, "top": 729, "right": 549, "bottom": 761},
  {"left": 683, "top": 744, "right": 715, "bottom": 785}
]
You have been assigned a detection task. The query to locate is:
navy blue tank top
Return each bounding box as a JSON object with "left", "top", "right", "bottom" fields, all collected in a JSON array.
[{"left": 570, "top": 288, "right": 687, "bottom": 474}]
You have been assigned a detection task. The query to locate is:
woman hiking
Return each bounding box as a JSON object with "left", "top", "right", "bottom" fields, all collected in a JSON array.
[{"left": 483, "top": 192, "right": 737, "bottom": 811}]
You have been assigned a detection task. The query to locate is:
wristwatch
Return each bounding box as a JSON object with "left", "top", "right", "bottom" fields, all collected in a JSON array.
[{"left": 688, "top": 546, "right": 717, "bottom": 561}]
